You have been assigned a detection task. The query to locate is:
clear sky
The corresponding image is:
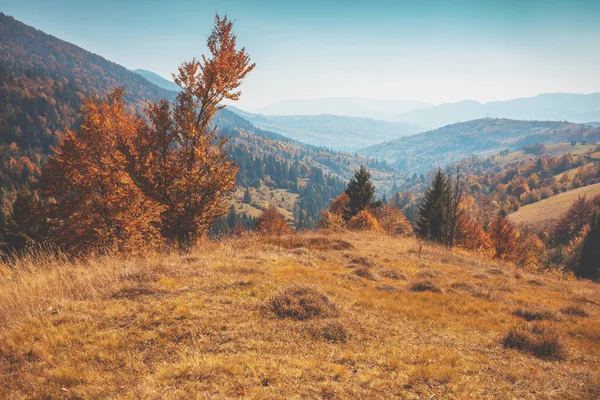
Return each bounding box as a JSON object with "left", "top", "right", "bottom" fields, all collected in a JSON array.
[{"left": 2, "top": 0, "right": 600, "bottom": 109}]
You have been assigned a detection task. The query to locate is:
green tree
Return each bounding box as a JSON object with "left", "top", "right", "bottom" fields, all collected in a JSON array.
[
  {"left": 415, "top": 169, "right": 450, "bottom": 243},
  {"left": 574, "top": 213, "right": 600, "bottom": 280},
  {"left": 344, "top": 165, "right": 375, "bottom": 221},
  {"left": 415, "top": 168, "right": 462, "bottom": 246},
  {"left": 243, "top": 188, "right": 252, "bottom": 204}
]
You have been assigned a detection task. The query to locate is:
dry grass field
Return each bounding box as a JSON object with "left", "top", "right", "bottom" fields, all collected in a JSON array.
[
  {"left": 508, "top": 182, "right": 600, "bottom": 227},
  {"left": 1, "top": 231, "right": 599, "bottom": 399}
]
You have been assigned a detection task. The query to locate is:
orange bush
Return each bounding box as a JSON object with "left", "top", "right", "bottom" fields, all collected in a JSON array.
[
  {"left": 373, "top": 204, "right": 412, "bottom": 236},
  {"left": 346, "top": 210, "right": 380, "bottom": 231},
  {"left": 254, "top": 206, "right": 291, "bottom": 236}
]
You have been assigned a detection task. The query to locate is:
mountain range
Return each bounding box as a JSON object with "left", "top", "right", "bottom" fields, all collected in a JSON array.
[
  {"left": 225, "top": 107, "right": 423, "bottom": 151},
  {"left": 360, "top": 118, "right": 600, "bottom": 173},
  {"left": 394, "top": 93, "right": 600, "bottom": 129},
  {"left": 251, "top": 98, "right": 431, "bottom": 120}
]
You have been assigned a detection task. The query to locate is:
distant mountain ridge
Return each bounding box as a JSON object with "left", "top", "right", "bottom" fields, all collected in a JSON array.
[
  {"left": 395, "top": 93, "right": 600, "bottom": 128},
  {"left": 227, "top": 106, "right": 423, "bottom": 151},
  {"left": 360, "top": 118, "right": 600, "bottom": 173},
  {"left": 252, "top": 97, "right": 432, "bottom": 121},
  {"left": 134, "top": 69, "right": 181, "bottom": 92}
]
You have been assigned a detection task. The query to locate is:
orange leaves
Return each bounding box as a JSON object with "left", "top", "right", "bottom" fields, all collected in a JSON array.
[
  {"left": 253, "top": 206, "right": 290, "bottom": 236},
  {"left": 373, "top": 204, "right": 413, "bottom": 237},
  {"left": 42, "top": 14, "right": 254, "bottom": 253},
  {"left": 44, "top": 89, "right": 164, "bottom": 254}
]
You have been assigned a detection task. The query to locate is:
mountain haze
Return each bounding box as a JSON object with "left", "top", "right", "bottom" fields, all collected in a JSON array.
[
  {"left": 396, "top": 93, "right": 600, "bottom": 129},
  {"left": 134, "top": 69, "right": 181, "bottom": 92},
  {"left": 228, "top": 107, "right": 423, "bottom": 151},
  {"left": 253, "top": 97, "right": 431, "bottom": 120}
]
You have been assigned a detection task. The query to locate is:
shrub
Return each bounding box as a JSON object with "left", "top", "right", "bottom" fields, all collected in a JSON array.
[
  {"left": 254, "top": 206, "right": 291, "bottom": 236},
  {"left": 317, "top": 210, "right": 344, "bottom": 230},
  {"left": 346, "top": 210, "right": 380, "bottom": 231},
  {"left": 266, "top": 285, "right": 338, "bottom": 320},
  {"left": 410, "top": 280, "right": 441, "bottom": 293},
  {"left": 373, "top": 204, "right": 413, "bottom": 237},
  {"left": 503, "top": 323, "right": 565, "bottom": 360}
]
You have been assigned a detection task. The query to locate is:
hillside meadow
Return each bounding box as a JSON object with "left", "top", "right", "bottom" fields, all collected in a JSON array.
[
  {"left": 0, "top": 231, "right": 598, "bottom": 399},
  {"left": 509, "top": 182, "right": 600, "bottom": 226}
]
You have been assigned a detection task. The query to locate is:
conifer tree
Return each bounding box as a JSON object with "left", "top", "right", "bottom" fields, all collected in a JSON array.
[
  {"left": 243, "top": 188, "right": 252, "bottom": 204},
  {"left": 575, "top": 213, "right": 600, "bottom": 280},
  {"left": 415, "top": 169, "right": 450, "bottom": 243},
  {"left": 344, "top": 165, "right": 375, "bottom": 221}
]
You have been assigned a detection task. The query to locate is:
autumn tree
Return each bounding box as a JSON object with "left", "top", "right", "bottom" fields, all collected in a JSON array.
[
  {"left": 489, "top": 212, "right": 519, "bottom": 260},
  {"left": 119, "top": 14, "right": 255, "bottom": 249},
  {"left": 454, "top": 209, "right": 493, "bottom": 254},
  {"left": 253, "top": 205, "right": 290, "bottom": 236},
  {"left": 43, "top": 89, "right": 163, "bottom": 253},
  {"left": 344, "top": 166, "right": 375, "bottom": 221},
  {"left": 552, "top": 195, "right": 597, "bottom": 245}
]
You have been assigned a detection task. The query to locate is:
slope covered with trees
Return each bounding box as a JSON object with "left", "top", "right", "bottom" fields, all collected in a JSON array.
[{"left": 361, "top": 118, "right": 600, "bottom": 173}]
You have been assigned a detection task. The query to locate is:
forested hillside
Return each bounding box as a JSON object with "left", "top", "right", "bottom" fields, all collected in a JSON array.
[
  {"left": 0, "top": 13, "right": 398, "bottom": 231},
  {"left": 361, "top": 118, "right": 600, "bottom": 173}
]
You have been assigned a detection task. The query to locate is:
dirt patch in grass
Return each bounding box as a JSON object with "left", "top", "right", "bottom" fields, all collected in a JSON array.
[
  {"left": 265, "top": 285, "right": 339, "bottom": 320},
  {"left": 503, "top": 323, "right": 566, "bottom": 361},
  {"left": 410, "top": 281, "right": 442, "bottom": 293}
]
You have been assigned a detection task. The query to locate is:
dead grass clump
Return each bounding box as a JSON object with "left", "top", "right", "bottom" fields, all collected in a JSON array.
[
  {"left": 111, "top": 286, "right": 159, "bottom": 300},
  {"left": 309, "top": 320, "right": 348, "bottom": 343},
  {"left": 527, "top": 279, "right": 544, "bottom": 287},
  {"left": 266, "top": 285, "right": 339, "bottom": 320},
  {"left": 450, "top": 282, "right": 474, "bottom": 292},
  {"left": 416, "top": 269, "right": 440, "bottom": 279},
  {"left": 380, "top": 269, "right": 406, "bottom": 280},
  {"left": 560, "top": 305, "right": 589, "bottom": 317},
  {"left": 487, "top": 268, "right": 505, "bottom": 275},
  {"left": 353, "top": 267, "right": 379, "bottom": 281},
  {"left": 513, "top": 307, "right": 557, "bottom": 321},
  {"left": 503, "top": 323, "right": 566, "bottom": 361},
  {"left": 376, "top": 284, "right": 398, "bottom": 292},
  {"left": 410, "top": 280, "right": 441, "bottom": 293},
  {"left": 350, "top": 257, "right": 375, "bottom": 267}
]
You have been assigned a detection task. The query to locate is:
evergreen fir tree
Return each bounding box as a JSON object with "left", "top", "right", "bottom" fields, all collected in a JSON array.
[
  {"left": 415, "top": 169, "right": 450, "bottom": 243},
  {"left": 575, "top": 213, "right": 600, "bottom": 280},
  {"left": 344, "top": 165, "right": 375, "bottom": 221}
]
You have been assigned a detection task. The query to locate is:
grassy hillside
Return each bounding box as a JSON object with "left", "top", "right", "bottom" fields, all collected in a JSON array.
[
  {"left": 360, "top": 118, "right": 600, "bottom": 173},
  {"left": 1, "top": 231, "right": 598, "bottom": 398},
  {"left": 509, "top": 182, "right": 600, "bottom": 226}
]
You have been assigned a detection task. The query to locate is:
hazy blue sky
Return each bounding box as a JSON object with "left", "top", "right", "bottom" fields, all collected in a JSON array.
[{"left": 2, "top": 0, "right": 600, "bottom": 109}]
